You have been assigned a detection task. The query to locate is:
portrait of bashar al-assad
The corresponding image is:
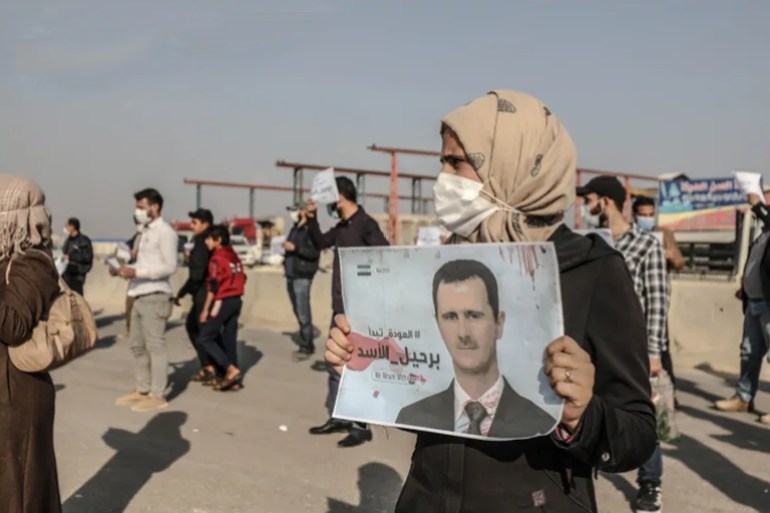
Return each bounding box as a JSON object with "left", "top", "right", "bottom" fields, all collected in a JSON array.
[{"left": 395, "top": 259, "right": 556, "bottom": 438}]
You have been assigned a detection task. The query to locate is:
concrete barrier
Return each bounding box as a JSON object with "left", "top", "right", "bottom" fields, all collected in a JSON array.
[
  {"left": 84, "top": 261, "right": 765, "bottom": 377},
  {"left": 84, "top": 264, "right": 333, "bottom": 334}
]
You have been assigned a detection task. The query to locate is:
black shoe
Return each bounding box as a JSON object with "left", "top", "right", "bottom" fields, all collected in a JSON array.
[
  {"left": 309, "top": 418, "right": 351, "bottom": 435},
  {"left": 310, "top": 360, "right": 328, "bottom": 372},
  {"left": 337, "top": 428, "right": 373, "bottom": 448},
  {"left": 633, "top": 482, "right": 662, "bottom": 513},
  {"left": 292, "top": 348, "right": 315, "bottom": 362}
]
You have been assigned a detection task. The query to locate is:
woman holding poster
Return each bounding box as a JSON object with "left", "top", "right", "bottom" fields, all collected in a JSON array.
[{"left": 325, "top": 90, "right": 656, "bottom": 513}]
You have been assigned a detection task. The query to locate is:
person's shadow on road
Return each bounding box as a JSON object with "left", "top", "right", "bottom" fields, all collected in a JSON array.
[
  {"left": 62, "top": 411, "right": 190, "bottom": 513},
  {"left": 326, "top": 463, "right": 403, "bottom": 513}
]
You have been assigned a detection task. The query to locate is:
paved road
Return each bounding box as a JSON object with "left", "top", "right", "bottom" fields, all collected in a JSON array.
[{"left": 54, "top": 315, "right": 769, "bottom": 513}]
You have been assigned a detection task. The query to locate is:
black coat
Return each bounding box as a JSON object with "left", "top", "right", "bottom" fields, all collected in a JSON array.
[
  {"left": 395, "top": 226, "right": 657, "bottom": 513},
  {"left": 284, "top": 223, "right": 320, "bottom": 280},
  {"left": 307, "top": 207, "right": 388, "bottom": 314},
  {"left": 742, "top": 203, "right": 770, "bottom": 306},
  {"left": 177, "top": 234, "right": 211, "bottom": 306},
  {"left": 62, "top": 233, "right": 93, "bottom": 279},
  {"left": 395, "top": 378, "right": 557, "bottom": 439}
]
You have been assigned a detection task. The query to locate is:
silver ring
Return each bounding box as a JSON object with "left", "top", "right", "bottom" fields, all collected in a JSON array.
[{"left": 565, "top": 369, "right": 573, "bottom": 384}]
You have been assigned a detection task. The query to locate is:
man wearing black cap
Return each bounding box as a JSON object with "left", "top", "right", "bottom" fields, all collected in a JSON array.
[
  {"left": 175, "top": 208, "right": 216, "bottom": 382},
  {"left": 283, "top": 202, "right": 321, "bottom": 360},
  {"left": 578, "top": 176, "right": 668, "bottom": 513}
]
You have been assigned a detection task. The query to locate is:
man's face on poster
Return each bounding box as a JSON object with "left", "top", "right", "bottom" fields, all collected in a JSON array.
[{"left": 435, "top": 276, "right": 505, "bottom": 376}]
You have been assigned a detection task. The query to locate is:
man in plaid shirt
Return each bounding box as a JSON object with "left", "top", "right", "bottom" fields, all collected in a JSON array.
[{"left": 578, "top": 176, "right": 667, "bottom": 513}]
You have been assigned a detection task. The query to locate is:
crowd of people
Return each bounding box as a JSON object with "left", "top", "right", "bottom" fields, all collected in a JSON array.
[{"left": 0, "top": 89, "right": 767, "bottom": 513}]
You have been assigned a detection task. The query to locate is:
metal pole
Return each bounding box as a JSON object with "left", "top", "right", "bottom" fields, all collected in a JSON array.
[
  {"left": 388, "top": 152, "right": 399, "bottom": 244},
  {"left": 249, "top": 188, "right": 255, "bottom": 219},
  {"left": 196, "top": 185, "right": 202, "bottom": 209},
  {"left": 624, "top": 176, "right": 632, "bottom": 221},
  {"left": 356, "top": 173, "right": 366, "bottom": 207}
]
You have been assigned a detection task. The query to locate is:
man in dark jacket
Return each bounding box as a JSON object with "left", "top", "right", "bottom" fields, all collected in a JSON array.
[
  {"left": 306, "top": 176, "right": 389, "bottom": 448},
  {"left": 62, "top": 217, "right": 93, "bottom": 295},
  {"left": 716, "top": 192, "right": 770, "bottom": 425},
  {"left": 579, "top": 177, "right": 668, "bottom": 513},
  {"left": 174, "top": 209, "right": 215, "bottom": 381},
  {"left": 283, "top": 202, "right": 321, "bottom": 360},
  {"left": 395, "top": 259, "right": 556, "bottom": 438}
]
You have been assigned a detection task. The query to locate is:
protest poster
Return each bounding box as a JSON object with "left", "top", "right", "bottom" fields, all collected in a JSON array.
[
  {"left": 54, "top": 256, "right": 68, "bottom": 276},
  {"left": 270, "top": 235, "right": 286, "bottom": 256},
  {"left": 106, "top": 257, "right": 121, "bottom": 272},
  {"left": 416, "top": 226, "right": 442, "bottom": 246},
  {"left": 310, "top": 167, "right": 339, "bottom": 205},
  {"left": 334, "top": 243, "right": 564, "bottom": 441},
  {"left": 733, "top": 171, "right": 765, "bottom": 204},
  {"left": 116, "top": 242, "right": 133, "bottom": 262}
]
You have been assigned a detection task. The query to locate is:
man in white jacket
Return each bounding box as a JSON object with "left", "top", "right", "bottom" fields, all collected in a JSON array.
[{"left": 113, "top": 188, "right": 179, "bottom": 413}]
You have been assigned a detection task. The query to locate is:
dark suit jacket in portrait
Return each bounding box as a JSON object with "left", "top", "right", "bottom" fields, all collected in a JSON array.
[{"left": 394, "top": 377, "right": 557, "bottom": 438}]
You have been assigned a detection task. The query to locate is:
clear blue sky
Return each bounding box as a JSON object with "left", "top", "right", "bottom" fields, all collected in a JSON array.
[{"left": 1, "top": 0, "right": 768, "bottom": 237}]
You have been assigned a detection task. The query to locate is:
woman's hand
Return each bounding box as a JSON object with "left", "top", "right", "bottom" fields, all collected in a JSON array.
[
  {"left": 545, "top": 336, "right": 595, "bottom": 431},
  {"left": 325, "top": 314, "right": 354, "bottom": 374}
]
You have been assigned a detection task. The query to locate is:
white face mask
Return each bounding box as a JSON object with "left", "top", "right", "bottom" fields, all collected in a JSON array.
[
  {"left": 433, "top": 173, "right": 500, "bottom": 238},
  {"left": 581, "top": 204, "right": 601, "bottom": 229},
  {"left": 289, "top": 211, "right": 300, "bottom": 224},
  {"left": 636, "top": 216, "right": 656, "bottom": 232},
  {"left": 62, "top": 227, "right": 71, "bottom": 236},
  {"left": 134, "top": 208, "right": 151, "bottom": 226}
]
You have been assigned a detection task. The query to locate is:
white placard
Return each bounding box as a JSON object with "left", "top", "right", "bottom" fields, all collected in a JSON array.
[
  {"left": 310, "top": 167, "right": 340, "bottom": 205},
  {"left": 106, "top": 257, "right": 122, "bottom": 271},
  {"left": 733, "top": 170, "right": 766, "bottom": 204},
  {"left": 271, "top": 235, "right": 287, "bottom": 256},
  {"left": 334, "top": 243, "right": 564, "bottom": 441},
  {"left": 416, "top": 226, "right": 442, "bottom": 247},
  {"left": 55, "top": 256, "right": 68, "bottom": 276}
]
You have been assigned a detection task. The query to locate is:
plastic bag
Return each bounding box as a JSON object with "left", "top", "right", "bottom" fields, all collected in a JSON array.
[{"left": 651, "top": 370, "right": 681, "bottom": 443}]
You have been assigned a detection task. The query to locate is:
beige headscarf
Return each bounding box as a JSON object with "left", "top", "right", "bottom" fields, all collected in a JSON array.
[
  {"left": 0, "top": 174, "right": 52, "bottom": 261},
  {"left": 441, "top": 90, "right": 577, "bottom": 242}
]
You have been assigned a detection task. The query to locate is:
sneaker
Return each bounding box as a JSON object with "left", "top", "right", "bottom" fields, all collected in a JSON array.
[
  {"left": 130, "top": 394, "right": 169, "bottom": 413},
  {"left": 115, "top": 390, "right": 148, "bottom": 406},
  {"left": 633, "top": 482, "right": 662, "bottom": 513},
  {"left": 760, "top": 413, "right": 770, "bottom": 426},
  {"left": 714, "top": 395, "right": 753, "bottom": 413}
]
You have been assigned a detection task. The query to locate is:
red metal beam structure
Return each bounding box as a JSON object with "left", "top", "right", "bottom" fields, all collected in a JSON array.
[
  {"left": 367, "top": 145, "right": 441, "bottom": 244},
  {"left": 183, "top": 178, "right": 430, "bottom": 216}
]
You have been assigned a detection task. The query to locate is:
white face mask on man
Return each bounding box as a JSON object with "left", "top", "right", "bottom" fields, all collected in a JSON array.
[
  {"left": 134, "top": 208, "right": 151, "bottom": 226},
  {"left": 289, "top": 211, "right": 300, "bottom": 224},
  {"left": 432, "top": 173, "right": 501, "bottom": 238},
  {"left": 581, "top": 204, "right": 602, "bottom": 229}
]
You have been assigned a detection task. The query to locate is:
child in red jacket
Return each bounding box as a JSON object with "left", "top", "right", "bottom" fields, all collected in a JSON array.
[{"left": 198, "top": 225, "right": 247, "bottom": 391}]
